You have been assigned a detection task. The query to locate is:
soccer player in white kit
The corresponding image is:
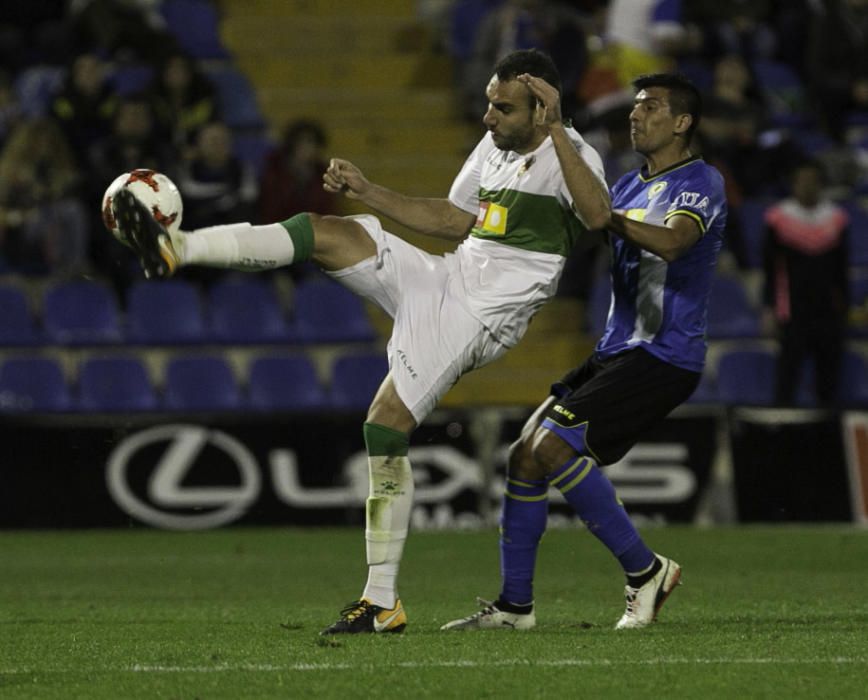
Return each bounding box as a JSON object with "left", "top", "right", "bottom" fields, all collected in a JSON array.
[{"left": 111, "top": 49, "right": 611, "bottom": 634}]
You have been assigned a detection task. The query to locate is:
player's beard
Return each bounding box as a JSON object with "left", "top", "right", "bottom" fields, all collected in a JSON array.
[{"left": 491, "top": 121, "right": 535, "bottom": 153}]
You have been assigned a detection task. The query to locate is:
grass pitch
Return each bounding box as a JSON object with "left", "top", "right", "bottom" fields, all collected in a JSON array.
[{"left": 1, "top": 526, "right": 867, "bottom": 698}]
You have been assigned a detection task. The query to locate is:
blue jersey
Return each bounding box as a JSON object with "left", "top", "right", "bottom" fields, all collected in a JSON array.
[{"left": 596, "top": 156, "right": 726, "bottom": 372}]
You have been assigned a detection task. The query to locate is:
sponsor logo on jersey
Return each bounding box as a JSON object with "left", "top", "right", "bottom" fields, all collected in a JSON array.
[
  {"left": 669, "top": 191, "right": 709, "bottom": 214},
  {"left": 625, "top": 208, "right": 647, "bottom": 222},
  {"left": 476, "top": 201, "right": 508, "bottom": 235},
  {"left": 648, "top": 181, "right": 668, "bottom": 199}
]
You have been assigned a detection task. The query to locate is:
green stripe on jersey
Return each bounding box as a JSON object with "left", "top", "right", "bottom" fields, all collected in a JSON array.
[{"left": 471, "top": 188, "right": 587, "bottom": 256}]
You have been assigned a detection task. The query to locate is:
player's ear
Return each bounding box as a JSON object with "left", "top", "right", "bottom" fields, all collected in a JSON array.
[
  {"left": 673, "top": 113, "right": 692, "bottom": 137},
  {"left": 534, "top": 100, "right": 546, "bottom": 126}
]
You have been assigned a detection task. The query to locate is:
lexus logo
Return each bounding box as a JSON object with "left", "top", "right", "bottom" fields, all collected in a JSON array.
[{"left": 106, "top": 424, "right": 261, "bottom": 530}]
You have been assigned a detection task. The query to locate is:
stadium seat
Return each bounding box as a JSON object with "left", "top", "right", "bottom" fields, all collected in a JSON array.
[
  {"left": 794, "top": 350, "right": 868, "bottom": 408},
  {"left": 127, "top": 279, "right": 207, "bottom": 344},
  {"left": 736, "top": 198, "right": 771, "bottom": 269},
  {"left": 163, "top": 355, "right": 242, "bottom": 411},
  {"left": 0, "top": 285, "right": 39, "bottom": 346},
  {"left": 291, "top": 277, "right": 377, "bottom": 343},
  {"left": 42, "top": 280, "right": 122, "bottom": 345},
  {"left": 208, "top": 277, "right": 291, "bottom": 343},
  {"left": 716, "top": 349, "right": 776, "bottom": 406},
  {"left": 686, "top": 371, "right": 718, "bottom": 405},
  {"left": 328, "top": 353, "right": 389, "bottom": 410},
  {"left": 751, "top": 59, "right": 808, "bottom": 127},
  {"left": 77, "top": 356, "right": 158, "bottom": 412},
  {"left": 203, "top": 65, "right": 265, "bottom": 129},
  {"left": 842, "top": 201, "right": 868, "bottom": 266},
  {"left": 160, "top": 0, "right": 230, "bottom": 59},
  {"left": 110, "top": 63, "right": 155, "bottom": 96},
  {"left": 0, "top": 357, "right": 71, "bottom": 412},
  {"left": 248, "top": 355, "right": 328, "bottom": 411},
  {"left": 706, "top": 275, "right": 761, "bottom": 339}
]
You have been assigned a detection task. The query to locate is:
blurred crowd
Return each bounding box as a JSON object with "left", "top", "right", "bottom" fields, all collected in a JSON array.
[
  {"left": 3, "top": 1, "right": 868, "bottom": 295},
  {"left": 0, "top": 0, "right": 339, "bottom": 295}
]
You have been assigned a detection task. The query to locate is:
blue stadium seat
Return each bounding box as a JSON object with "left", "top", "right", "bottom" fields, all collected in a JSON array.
[
  {"left": 751, "top": 59, "right": 808, "bottom": 127},
  {"left": 248, "top": 355, "right": 327, "bottom": 411},
  {"left": 716, "top": 349, "right": 776, "bottom": 406},
  {"left": 203, "top": 65, "right": 265, "bottom": 129},
  {"left": 842, "top": 200, "right": 868, "bottom": 266},
  {"left": 794, "top": 350, "right": 868, "bottom": 407},
  {"left": 736, "top": 198, "right": 771, "bottom": 269},
  {"left": 686, "top": 371, "right": 718, "bottom": 405},
  {"left": 164, "top": 355, "right": 242, "bottom": 411},
  {"left": 77, "top": 356, "right": 158, "bottom": 412},
  {"left": 208, "top": 277, "right": 291, "bottom": 343},
  {"left": 291, "top": 277, "right": 377, "bottom": 343},
  {"left": 160, "top": 0, "right": 230, "bottom": 59},
  {"left": 329, "top": 353, "right": 389, "bottom": 410},
  {"left": 706, "top": 276, "right": 761, "bottom": 339},
  {"left": 127, "top": 279, "right": 207, "bottom": 344},
  {"left": 42, "top": 280, "right": 122, "bottom": 345},
  {"left": 0, "top": 357, "right": 71, "bottom": 412},
  {"left": 0, "top": 285, "right": 39, "bottom": 346}
]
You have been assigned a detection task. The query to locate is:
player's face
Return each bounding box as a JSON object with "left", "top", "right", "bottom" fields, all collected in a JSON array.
[
  {"left": 629, "top": 87, "right": 685, "bottom": 156},
  {"left": 482, "top": 76, "right": 538, "bottom": 154}
]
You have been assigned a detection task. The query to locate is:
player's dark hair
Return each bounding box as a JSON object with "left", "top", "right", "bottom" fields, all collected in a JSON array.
[
  {"left": 632, "top": 73, "right": 702, "bottom": 142},
  {"left": 495, "top": 49, "right": 562, "bottom": 109}
]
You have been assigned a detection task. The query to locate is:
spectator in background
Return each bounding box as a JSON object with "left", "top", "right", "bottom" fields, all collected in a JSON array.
[
  {"left": 0, "top": 117, "right": 90, "bottom": 275},
  {"left": 0, "top": 69, "right": 22, "bottom": 150},
  {"left": 149, "top": 51, "right": 219, "bottom": 159},
  {"left": 258, "top": 119, "right": 338, "bottom": 224},
  {"left": 69, "top": 0, "right": 177, "bottom": 63},
  {"left": 762, "top": 160, "right": 849, "bottom": 406},
  {"left": 807, "top": 0, "right": 868, "bottom": 141},
  {"left": 685, "top": 0, "right": 777, "bottom": 62},
  {"left": 88, "top": 93, "right": 177, "bottom": 292},
  {"left": 461, "top": 0, "right": 590, "bottom": 120},
  {"left": 50, "top": 53, "right": 118, "bottom": 168},
  {"left": 176, "top": 120, "right": 258, "bottom": 230}
]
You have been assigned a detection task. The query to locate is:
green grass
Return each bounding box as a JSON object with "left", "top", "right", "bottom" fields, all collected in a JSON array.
[{"left": 1, "top": 526, "right": 867, "bottom": 698}]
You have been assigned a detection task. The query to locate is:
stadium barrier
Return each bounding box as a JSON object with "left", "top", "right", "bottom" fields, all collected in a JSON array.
[{"left": 0, "top": 406, "right": 722, "bottom": 530}]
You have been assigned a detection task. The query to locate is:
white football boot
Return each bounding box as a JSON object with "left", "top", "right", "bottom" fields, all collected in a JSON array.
[
  {"left": 615, "top": 555, "right": 682, "bottom": 630},
  {"left": 440, "top": 598, "right": 536, "bottom": 631}
]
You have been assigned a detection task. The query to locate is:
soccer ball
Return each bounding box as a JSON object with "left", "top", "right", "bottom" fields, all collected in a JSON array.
[{"left": 101, "top": 169, "right": 183, "bottom": 247}]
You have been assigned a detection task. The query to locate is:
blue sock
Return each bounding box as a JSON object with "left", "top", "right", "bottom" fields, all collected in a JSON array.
[
  {"left": 498, "top": 477, "right": 548, "bottom": 607},
  {"left": 549, "top": 456, "right": 655, "bottom": 575}
]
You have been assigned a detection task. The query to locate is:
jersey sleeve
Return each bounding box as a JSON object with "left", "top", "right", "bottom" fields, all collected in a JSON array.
[
  {"left": 662, "top": 167, "right": 726, "bottom": 236},
  {"left": 448, "top": 134, "right": 488, "bottom": 215}
]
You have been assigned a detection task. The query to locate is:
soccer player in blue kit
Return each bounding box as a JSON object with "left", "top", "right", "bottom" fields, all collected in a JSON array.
[{"left": 443, "top": 73, "right": 727, "bottom": 630}]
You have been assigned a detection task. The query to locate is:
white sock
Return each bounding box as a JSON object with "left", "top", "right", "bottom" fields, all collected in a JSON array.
[
  {"left": 362, "top": 454, "right": 414, "bottom": 609},
  {"left": 176, "top": 222, "right": 296, "bottom": 270}
]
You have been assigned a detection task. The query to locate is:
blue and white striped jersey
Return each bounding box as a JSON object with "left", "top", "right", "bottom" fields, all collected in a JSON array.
[{"left": 596, "top": 156, "right": 727, "bottom": 372}]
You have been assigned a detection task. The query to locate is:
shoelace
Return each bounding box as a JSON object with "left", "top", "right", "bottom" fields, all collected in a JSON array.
[
  {"left": 461, "top": 597, "right": 499, "bottom": 621},
  {"left": 339, "top": 600, "right": 372, "bottom": 622},
  {"left": 622, "top": 586, "right": 639, "bottom": 615}
]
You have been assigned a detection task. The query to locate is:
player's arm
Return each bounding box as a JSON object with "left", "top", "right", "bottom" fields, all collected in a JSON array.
[
  {"left": 519, "top": 74, "right": 611, "bottom": 231},
  {"left": 323, "top": 158, "right": 475, "bottom": 240},
  {"left": 607, "top": 212, "right": 701, "bottom": 262}
]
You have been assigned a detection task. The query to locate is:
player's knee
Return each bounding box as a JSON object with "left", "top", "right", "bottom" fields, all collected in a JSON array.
[
  {"left": 530, "top": 428, "right": 576, "bottom": 473},
  {"left": 507, "top": 437, "right": 548, "bottom": 481}
]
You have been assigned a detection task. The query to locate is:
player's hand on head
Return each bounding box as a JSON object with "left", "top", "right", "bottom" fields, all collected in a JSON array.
[
  {"left": 323, "top": 158, "right": 369, "bottom": 199},
  {"left": 517, "top": 73, "right": 562, "bottom": 128}
]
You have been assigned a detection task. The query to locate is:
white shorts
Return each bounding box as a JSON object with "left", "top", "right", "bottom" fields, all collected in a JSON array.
[{"left": 327, "top": 215, "right": 508, "bottom": 423}]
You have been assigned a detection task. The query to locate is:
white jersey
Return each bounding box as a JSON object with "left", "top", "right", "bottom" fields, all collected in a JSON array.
[{"left": 448, "top": 128, "right": 606, "bottom": 347}]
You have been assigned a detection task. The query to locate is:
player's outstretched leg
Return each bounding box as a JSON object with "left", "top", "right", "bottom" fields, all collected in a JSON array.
[{"left": 112, "top": 188, "right": 180, "bottom": 278}]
